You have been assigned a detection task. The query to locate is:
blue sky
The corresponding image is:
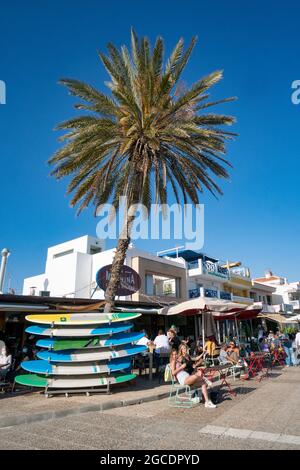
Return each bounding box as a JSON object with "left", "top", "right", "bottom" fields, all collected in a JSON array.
[{"left": 1, "top": 0, "right": 300, "bottom": 292}]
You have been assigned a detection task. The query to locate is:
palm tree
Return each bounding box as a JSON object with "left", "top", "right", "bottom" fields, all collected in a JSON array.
[{"left": 49, "top": 30, "right": 236, "bottom": 312}]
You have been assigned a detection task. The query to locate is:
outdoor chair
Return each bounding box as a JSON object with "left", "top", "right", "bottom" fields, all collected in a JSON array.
[
  {"left": 227, "top": 363, "right": 243, "bottom": 381},
  {"left": 165, "top": 364, "right": 201, "bottom": 408},
  {"left": 204, "top": 350, "right": 220, "bottom": 367},
  {"left": 134, "top": 353, "right": 150, "bottom": 377}
]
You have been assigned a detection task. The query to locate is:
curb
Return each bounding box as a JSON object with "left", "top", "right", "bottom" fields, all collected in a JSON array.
[{"left": 0, "top": 391, "right": 170, "bottom": 429}]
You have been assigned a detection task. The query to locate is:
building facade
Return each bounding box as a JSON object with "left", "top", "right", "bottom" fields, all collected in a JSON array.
[
  {"left": 23, "top": 235, "right": 187, "bottom": 304},
  {"left": 253, "top": 271, "right": 299, "bottom": 315},
  {"left": 158, "top": 247, "right": 257, "bottom": 305}
]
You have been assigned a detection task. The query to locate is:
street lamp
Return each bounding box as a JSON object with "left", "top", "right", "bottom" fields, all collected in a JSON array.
[{"left": 0, "top": 248, "right": 10, "bottom": 293}]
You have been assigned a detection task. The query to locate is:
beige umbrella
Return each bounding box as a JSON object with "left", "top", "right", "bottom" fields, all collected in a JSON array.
[{"left": 158, "top": 298, "right": 254, "bottom": 316}]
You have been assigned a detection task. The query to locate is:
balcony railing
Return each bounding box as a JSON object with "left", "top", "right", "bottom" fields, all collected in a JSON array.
[
  {"left": 189, "top": 288, "right": 201, "bottom": 299},
  {"left": 232, "top": 295, "right": 254, "bottom": 304},
  {"left": 220, "top": 291, "right": 232, "bottom": 301},
  {"left": 204, "top": 288, "right": 218, "bottom": 298},
  {"left": 229, "top": 266, "right": 251, "bottom": 279},
  {"left": 203, "top": 260, "right": 228, "bottom": 279}
]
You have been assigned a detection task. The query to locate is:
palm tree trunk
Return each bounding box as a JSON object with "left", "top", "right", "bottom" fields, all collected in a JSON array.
[{"left": 103, "top": 209, "right": 136, "bottom": 313}]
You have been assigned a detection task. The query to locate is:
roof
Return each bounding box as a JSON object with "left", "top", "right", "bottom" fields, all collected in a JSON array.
[
  {"left": 254, "top": 276, "right": 281, "bottom": 283},
  {"left": 251, "top": 281, "right": 276, "bottom": 293},
  {"left": 0, "top": 294, "right": 163, "bottom": 312},
  {"left": 159, "top": 248, "right": 218, "bottom": 263}
]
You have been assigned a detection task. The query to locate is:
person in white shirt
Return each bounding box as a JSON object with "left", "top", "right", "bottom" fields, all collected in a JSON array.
[
  {"left": 136, "top": 330, "right": 150, "bottom": 356},
  {"left": 0, "top": 343, "right": 12, "bottom": 378},
  {"left": 153, "top": 330, "right": 170, "bottom": 354}
]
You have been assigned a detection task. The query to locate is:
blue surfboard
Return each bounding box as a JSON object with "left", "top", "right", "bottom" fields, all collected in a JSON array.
[
  {"left": 25, "top": 322, "right": 134, "bottom": 337},
  {"left": 21, "top": 358, "right": 132, "bottom": 376},
  {"left": 36, "top": 331, "right": 144, "bottom": 350},
  {"left": 37, "top": 344, "right": 147, "bottom": 363}
]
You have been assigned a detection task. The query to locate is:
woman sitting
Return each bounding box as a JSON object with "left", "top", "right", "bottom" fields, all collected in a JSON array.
[
  {"left": 258, "top": 338, "right": 270, "bottom": 353},
  {"left": 170, "top": 345, "right": 216, "bottom": 409}
]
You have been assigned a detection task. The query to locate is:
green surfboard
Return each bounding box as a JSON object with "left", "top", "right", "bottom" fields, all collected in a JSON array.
[{"left": 15, "top": 372, "right": 136, "bottom": 389}]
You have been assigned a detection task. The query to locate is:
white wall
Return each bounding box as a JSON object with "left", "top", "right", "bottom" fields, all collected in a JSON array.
[{"left": 23, "top": 236, "right": 188, "bottom": 300}]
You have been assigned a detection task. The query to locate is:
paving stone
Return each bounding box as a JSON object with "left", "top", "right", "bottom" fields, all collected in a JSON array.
[
  {"left": 249, "top": 431, "right": 281, "bottom": 442},
  {"left": 199, "top": 425, "right": 228, "bottom": 436},
  {"left": 225, "top": 427, "right": 252, "bottom": 439}
]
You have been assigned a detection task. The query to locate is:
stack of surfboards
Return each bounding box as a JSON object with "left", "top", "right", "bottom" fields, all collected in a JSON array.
[{"left": 15, "top": 312, "right": 146, "bottom": 390}]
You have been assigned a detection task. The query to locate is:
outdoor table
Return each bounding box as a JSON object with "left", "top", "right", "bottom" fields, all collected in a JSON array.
[{"left": 205, "top": 364, "right": 237, "bottom": 398}]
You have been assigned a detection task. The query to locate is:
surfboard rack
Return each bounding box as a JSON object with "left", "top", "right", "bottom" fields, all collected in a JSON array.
[{"left": 43, "top": 383, "right": 111, "bottom": 398}]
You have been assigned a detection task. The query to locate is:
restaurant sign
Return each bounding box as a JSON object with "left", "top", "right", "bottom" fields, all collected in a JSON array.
[{"left": 96, "top": 264, "right": 141, "bottom": 296}]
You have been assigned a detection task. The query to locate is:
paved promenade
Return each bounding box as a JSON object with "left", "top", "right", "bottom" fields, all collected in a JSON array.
[{"left": 0, "top": 367, "right": 299, "bottom": 449}]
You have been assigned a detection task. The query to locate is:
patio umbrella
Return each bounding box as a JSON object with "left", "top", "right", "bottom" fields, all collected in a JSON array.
[{"left": 158, "top": 298, "right": 250, "bottom": 316}]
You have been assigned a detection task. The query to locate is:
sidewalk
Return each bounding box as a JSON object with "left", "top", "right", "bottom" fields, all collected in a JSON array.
[{"left": 0, "top": 377, "right": 171, "bottom": 428}]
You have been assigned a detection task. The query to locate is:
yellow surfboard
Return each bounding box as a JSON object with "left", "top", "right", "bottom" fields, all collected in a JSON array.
[{"left": 25, "top": 312, "right": 140, "bottom": 326}]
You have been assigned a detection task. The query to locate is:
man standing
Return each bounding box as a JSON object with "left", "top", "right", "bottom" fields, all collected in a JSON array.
[{"left": 168, "top": 329, "right": 181, "bottom": 352}]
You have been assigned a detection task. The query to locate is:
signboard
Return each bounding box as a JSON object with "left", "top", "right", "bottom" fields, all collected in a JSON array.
[{"left": 96, "top": 264, "right": 141, "bottom": 296}]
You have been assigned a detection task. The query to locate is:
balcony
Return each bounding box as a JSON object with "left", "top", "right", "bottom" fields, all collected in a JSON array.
[
  {"left": 232, "top": 295, "right": 254, "bottom": 305},
  {"left": 261, "top": 304, "right": 280, "bottom": 314}
]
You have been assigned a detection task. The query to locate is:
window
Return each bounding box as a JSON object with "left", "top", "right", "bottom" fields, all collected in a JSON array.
[
  {"left": 90, "top": 246, "right": 102, "bottom": 255},
  {"left": 145, "top": 273, "right": 180, "bottom": 298},
  {"left": 53, "top": 249, "right": 74, "bottom": 259}
]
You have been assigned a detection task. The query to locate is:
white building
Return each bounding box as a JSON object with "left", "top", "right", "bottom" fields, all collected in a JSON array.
[
  {"left": 23, "top": 235, "right": 187, "bottom": 303},
  {"left": 159, "top": 247, "right": 254, "bottom": 304},
  {"left": 253, "top": 271, "right": 299, "bottom": 314}
]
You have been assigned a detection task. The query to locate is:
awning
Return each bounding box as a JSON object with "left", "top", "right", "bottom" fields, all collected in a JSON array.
[
  {"left": 213, "top": 308, "right": 261, "bottom": 322},
  {"left": 258, "top": 313, "right": 298, "bottom": 324},
  {"left": 0, "top": 303, "right": 49, "bottom": 312}
]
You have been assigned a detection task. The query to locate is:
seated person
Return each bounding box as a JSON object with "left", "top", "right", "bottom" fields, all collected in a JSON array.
[
  {"left": 135, "top": 330, "right": 150, "bottom": 374},
  {"left": 136, "top": 330, "right": 150, "bottom": 350},
  {"left": 170, "top": 346, "right": 216, "bottom": 409},
  {"left": 204, "top": 337, "right": 217, "bottom": 358},
  {"left": 219, "top": 343, "right": 231, "bottom": 364},
  {"left": 0, "top": 344, "right": 12, "bottom": 379},
  {"left": 154, "top": 330, "right": 171, "bottom": 354},
  {"left": 258, "top": 338, "right": 270, "bottom": 353},
  {"left": 190, "top": 339, "right": 203, "bottom": 358},
  {"left": 227, "top": 341, "right": 249, "bottom": 378},
  {"left": 226, "top": 340, "right": 240, "bottom": 364}
]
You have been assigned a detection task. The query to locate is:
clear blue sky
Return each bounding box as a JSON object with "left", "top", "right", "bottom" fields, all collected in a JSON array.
[{"left": 1, "top": 0, "right": 300, "bottom": 293}]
